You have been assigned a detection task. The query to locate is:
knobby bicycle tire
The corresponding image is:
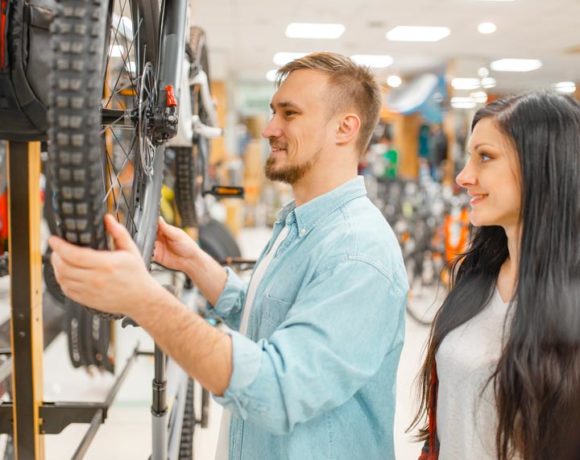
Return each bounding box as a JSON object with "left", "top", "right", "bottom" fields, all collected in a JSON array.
[
  {"left": 199, "top": 219, "right": 241, "bottom": 261},
  {"left": 175, "top": 26, "right": 211, "bottom": 229},
  {"left": 48, "top": 0, "right": 163, "bottom": 320},
  {"left": 174, "top": 145, "right": 201, "bottom": 229}
]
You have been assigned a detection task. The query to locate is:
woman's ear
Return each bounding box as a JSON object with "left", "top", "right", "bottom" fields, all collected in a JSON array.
[{"left": 335, "top": 113, "right": 361, "bottom": 146}]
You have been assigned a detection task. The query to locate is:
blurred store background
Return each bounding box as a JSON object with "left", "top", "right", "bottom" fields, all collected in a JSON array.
[{"left": 1, "top": 0, "right": 579, "bottom": 458}]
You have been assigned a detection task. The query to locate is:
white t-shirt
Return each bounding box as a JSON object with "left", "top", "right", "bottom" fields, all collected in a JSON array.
[
  {"left": 215, "top": 226, "right": 290, "bottom": 460},
  {"left": 435, "top": 288, "right": 520, "bottom": 459}
]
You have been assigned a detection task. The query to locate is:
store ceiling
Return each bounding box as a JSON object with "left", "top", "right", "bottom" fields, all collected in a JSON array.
[{"left": 192, "top": 0, "right": 580, "bottom": 93}]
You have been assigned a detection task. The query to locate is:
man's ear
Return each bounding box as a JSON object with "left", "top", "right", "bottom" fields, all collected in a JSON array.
[{"left": 335, "top": 113, "right": 361, "bottom": 146}]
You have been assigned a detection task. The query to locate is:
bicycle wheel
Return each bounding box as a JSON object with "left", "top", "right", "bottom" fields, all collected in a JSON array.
[
  {"left": 174, "top": 27, "right": 212, "bottom": 228},
  {"left": 199, "top": 219, "right": 241, "bottom": 260},
  {"left": 48, "top": 0, "right": 162, "bottom": 270}
]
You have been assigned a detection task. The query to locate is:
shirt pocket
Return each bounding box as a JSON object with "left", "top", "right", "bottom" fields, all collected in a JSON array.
[{"left": 261, "top": 293, "right": 293, "bottom": 330}]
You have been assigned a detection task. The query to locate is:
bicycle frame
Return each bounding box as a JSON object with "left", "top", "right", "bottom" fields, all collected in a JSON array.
[{"left": 157, "top": 0, "right": 187, "bottom": 98}]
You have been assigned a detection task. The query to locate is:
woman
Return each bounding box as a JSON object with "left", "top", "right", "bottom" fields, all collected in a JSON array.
[{"left": 411, "top": 91, "right": 580, "bottom": 460}]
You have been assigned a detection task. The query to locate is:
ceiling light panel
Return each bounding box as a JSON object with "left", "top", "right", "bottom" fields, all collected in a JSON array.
[
  {"left": 478, "top": 22, "right": 497, "bottom": 34},
  {"left": 490, "top": 58, "right": 542, "bottom": 72},
  {"left": 285, "top": 23, "right": 345, "bottom": 39},
  {"left": 452, "top": 78, "right": 481, "bottom": 90},
  {"left": 386, "top": 26, "right": 450, "bottom": 42},
  {"left": 350, "top": 54, "right": 393, "bottom": 68}
]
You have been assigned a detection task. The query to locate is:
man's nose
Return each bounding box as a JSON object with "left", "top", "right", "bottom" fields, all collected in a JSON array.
[{"left": 262, "top": 117, "right": 282, "bottom": 139}]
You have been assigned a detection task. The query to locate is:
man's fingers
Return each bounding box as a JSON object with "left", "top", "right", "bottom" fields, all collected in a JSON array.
[
  {"left": 51, "top": 250, "right": 94, "bottom": 284},
  {"left": 157, "top": 216, "right": 186, "bottom": 241},
  {"left": 48, "top": 236, "right": 110, "bottom": 268},
  {"left": 104, "top": 215, "right": 140, "bottom": 257}
]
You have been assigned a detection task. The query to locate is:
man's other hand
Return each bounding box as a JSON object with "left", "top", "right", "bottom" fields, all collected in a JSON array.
[{"left": 153, "top": 217, "right": 199, "bottom": 272}]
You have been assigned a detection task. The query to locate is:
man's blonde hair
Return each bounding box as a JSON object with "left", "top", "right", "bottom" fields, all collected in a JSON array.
[{"left": 276, "top": 52, "right": 382, "bottom": 156}]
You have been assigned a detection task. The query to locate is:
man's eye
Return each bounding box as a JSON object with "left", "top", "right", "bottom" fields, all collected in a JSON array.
[{"left": 285, "top": 111, "right": 296, "bottom": 117}]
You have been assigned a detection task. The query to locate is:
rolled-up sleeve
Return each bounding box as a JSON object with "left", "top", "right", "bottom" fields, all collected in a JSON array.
[
  {"left": 214, "top": 258, "right": 407, "bottom": 435},
  {"left": 210, "top": 267, "right": 247, "bottom": 330}
]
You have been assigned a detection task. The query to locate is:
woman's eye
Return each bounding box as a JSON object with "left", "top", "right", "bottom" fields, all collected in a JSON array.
[{"left": 480, "top": 152, "right": 491, "bottom": 162}]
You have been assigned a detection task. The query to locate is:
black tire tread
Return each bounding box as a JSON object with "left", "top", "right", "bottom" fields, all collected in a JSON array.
[
  {"left": 178, "top": 378, "right": 195, "bottom": 459},
  {"left": 174, "top": 146, "right": 199, "bottom": 229},
  {"left": 48, "top": 0, "right": 109, "bottom": 250}
]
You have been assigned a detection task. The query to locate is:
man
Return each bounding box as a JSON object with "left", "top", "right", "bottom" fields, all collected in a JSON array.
[{"left": 50, "top": 52, "right": 408, "bottom": 459}]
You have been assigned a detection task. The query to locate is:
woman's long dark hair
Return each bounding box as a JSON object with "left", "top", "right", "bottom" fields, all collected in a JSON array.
[{"left": 410, "top": 91, "right": 580, "bottom": 459}]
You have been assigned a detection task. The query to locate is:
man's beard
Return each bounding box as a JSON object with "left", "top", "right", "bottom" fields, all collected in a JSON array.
[{"left": 264, "top": 154, "right": 315, "bottom": 184}]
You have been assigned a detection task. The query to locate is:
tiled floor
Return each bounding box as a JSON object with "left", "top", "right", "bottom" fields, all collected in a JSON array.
[{"left": 2, "top": 226, "right": 442, "bottom": 459}]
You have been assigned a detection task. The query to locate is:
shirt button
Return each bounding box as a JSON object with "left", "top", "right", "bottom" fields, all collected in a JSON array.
[{"left": 300, "top": 228, "right": 306, "bottom": 236}]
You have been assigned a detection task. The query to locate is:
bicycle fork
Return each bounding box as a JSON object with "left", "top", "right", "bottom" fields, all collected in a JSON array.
[{"left": 151, "top": 345, "right": 168, "bottom": 460}]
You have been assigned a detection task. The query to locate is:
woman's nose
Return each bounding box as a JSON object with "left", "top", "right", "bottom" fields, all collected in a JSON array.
[{"left": 456, "top": 160, "right": 476, "bottom": 188}]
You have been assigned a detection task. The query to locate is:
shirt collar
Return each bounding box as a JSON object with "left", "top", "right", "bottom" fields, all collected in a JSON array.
[{"left": 275, "top": 176, "right": 367, "bottom": 237}]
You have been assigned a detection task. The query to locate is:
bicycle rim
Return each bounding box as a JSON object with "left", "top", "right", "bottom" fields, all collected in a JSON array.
[{"left": 48, "top": 0, "right": 162, "bottom": 264}]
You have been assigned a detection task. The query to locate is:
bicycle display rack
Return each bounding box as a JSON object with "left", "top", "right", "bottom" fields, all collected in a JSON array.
[{"left": 0, "top": 142, "right": 138, "bottom": 460}]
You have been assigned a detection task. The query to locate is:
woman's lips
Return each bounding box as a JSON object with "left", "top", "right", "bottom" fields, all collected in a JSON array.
[{"left": 470, "top": 194, "right": 488, "bottom": 205}]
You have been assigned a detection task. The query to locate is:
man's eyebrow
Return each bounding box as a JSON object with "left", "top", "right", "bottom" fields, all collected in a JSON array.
[{"left": 270, "top": 100, "right": 302, "bottom": 111}]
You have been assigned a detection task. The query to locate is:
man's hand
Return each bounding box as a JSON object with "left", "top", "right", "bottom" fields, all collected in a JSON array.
[
  {"left": 49, "top": 214, "right": 164, "bottom": 316},
  {"left": 153, "top": 217, "right": 200, "bottom": 273}
]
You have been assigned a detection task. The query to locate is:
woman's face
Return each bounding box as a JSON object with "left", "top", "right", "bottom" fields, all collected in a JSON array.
[{"left": 456, "top": 117, "right": 522, "bottom": 230}]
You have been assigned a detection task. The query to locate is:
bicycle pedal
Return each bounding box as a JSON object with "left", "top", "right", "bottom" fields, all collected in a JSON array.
[
  {"left": 203, "top": 185, "right": 244, "bottom": 199},
  {"left": 121, "top": 316, "right": 138, "bottom": 328}
]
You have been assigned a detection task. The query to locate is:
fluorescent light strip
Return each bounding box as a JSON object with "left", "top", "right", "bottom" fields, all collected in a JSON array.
[
  {"left": 285, "top": 23, "right": 345, "bottom": 39},
  {"left": 553, "top": 81, "right": 576, "bottom": 94},
  {"left": 490, "top": 58, "right": 542, "bottom": 72},
  {"left": 273, "top": 52, "right": 308, "bottom": 66},
  {"left": 471, "top": 91, "right": 488, "bottom": 104},
  {"left": 386, "top": 26, "right": 450, "bottom": 42},
  {"left": 452, "top": 78, "right": 481, "bottom": 90},
  {"left": 350, "top": 54, "right": 393, "bottom": 68}
]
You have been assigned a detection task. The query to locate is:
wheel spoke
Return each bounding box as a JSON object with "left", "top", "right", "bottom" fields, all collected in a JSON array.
[
  {"left": 105, "top": 14, "right": 143, "bottom": 107},
  {"left": 102, "top": 134, "right": 139, "bottom": 231}
]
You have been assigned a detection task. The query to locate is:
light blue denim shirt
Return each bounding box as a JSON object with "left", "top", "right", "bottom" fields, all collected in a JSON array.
[{"left": 212, "top": 176, "right": 408, "bottom": 460}]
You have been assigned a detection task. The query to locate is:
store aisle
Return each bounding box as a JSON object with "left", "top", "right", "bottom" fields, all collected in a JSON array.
[{"left": 6, "top": 226, "right": 437, "bottom": 460}]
